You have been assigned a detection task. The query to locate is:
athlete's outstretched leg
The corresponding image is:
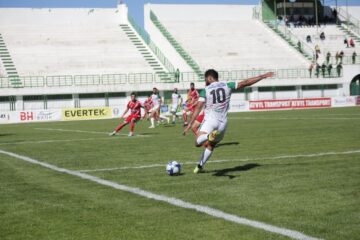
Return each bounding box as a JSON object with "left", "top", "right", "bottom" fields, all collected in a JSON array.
[
  {"left": 129, "top": 119, "right": 136, "bottom": 136},
  {"left": 109, "top": 121, "right": 128, "bottom": 136},
  {"left": 182, "top": 110, "right": 188, "bottom": 125}
]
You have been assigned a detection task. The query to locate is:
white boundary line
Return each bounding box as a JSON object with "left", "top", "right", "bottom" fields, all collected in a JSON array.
[
  {"left": 229, "top": 117, "right": 359, "bottom": 120},
  {"left": 78, "top": 149, "right": 360, "bottom": 173},
  {"left": 0, "top": 137, "right": 116, "bottom": 146},
  {"left": 0, "top": 149, "right": 321, "bottom": 240},
  {"left": 34, "top": 128, "right": 148, "bottom": 137}
]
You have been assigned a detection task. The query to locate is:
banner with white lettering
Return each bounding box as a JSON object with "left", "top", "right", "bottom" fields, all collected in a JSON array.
[{"left": 249, "top": 98, "right": 332, "bottom": 110}]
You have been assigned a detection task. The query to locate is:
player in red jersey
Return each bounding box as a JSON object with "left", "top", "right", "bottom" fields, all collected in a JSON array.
[
  {"left": 109, "top": 92, "right": 143, "bottom": 137},
  {"left": 191, "top": 109, "right": 205, "bottom": 135},
  {"left": 142, "top": 95, "right": 153, "bottom": 120},
  {"left": 182, "top": 82, "right": 199, "bottom": 126}
]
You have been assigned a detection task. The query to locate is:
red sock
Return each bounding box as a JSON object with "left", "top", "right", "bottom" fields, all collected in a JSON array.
[
  {"left": 192, "top": 127, "right": 198, "bottom": 135},
  {"left": 130, "top": 121, "right": 135, "bottom": 132},
  {"left": 183, "top": 112, "right": 187, "bottom": 122},
  {"left": 115, "top": 123, "right": 126, "bottom": 132}
]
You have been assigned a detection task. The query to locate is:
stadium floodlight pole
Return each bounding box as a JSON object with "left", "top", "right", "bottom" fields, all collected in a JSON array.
[
  {"left": 315, "top": 0, "right": 319, "bottom": 33},
  {"left": 346, "top": 0, "right": 349, "bottom": 29},
  {"left": 283, "top": 0, "right": 286, "bottom": 20},
  {"left": 335, "top": 0, "right": 338, "bottom": 25}
]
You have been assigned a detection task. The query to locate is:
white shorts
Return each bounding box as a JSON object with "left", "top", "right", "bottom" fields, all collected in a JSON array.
[
  {"left": 149, "top": 105, "right": 160, "bottom": 112},
  {"left": 171, "top": 104, "right": 178, "bottom": 113},
  {"left": 199, "top": 118, "right": 227, "bottom": 143}
]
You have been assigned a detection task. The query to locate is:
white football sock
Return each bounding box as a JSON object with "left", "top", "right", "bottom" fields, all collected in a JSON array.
[
  {"left": 150, "top": 117, "right": 155, "bottom": 127},
  {"left": 196, "top": 134, "right": 208, "bottom": 146},
  {"left": 199, "top": 148, "right": 213, "bottom": 167}
]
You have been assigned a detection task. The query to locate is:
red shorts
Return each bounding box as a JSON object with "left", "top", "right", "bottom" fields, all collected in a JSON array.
[
  {"left": 186, "top": 103, "right": 195, "bottom": 112},
  {"left": 196, "top": 113, "right": 205, "bottom": 123},
  {"left": 125, "top": 114, "right": 140, "bottom": 123}
]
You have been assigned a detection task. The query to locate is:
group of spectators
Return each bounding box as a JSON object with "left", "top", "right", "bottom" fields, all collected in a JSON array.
[
  {"left": 344, "top": 38, "right": 356, "bottom": 48},
  {"left": 309, "top": 62, "right": 342, "bottom": 78},
  {"left": 281, "top": 8, "right": 338, "bottom": 28}
]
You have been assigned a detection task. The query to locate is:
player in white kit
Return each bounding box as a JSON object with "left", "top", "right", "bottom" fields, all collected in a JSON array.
[
  {"left": 170, "top": 88, "right": 183, "bottom": 124},
  {"left": 149, "top": 87, "right": 169, "bottom": 128},
  {"left": 183, "top": 69, "right": 274, "bottom": 173}
]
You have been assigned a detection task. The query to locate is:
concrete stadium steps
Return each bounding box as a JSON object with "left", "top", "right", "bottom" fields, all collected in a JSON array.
[
  {"left": 0, "top": 34, "right": 22, "bottom": 87},
  {"left": 337, "top": 24, "right": 360, "bottom": 43},
  {"left": 119, "top": 24, "right": 173, "bottom": 83},
  {"left": 264, "top": 22, "right": 313, "bottom": 62},
  {"left": 149, "top": 11, "right": 203, "bottom": 79}
]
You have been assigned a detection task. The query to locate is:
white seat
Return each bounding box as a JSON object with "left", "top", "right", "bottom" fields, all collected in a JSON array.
[{"left": 0, "top": 8, "right": 154, "bottom": 76}]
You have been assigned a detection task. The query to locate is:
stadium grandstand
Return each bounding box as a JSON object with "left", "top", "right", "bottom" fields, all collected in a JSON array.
[{"left": 0, "top": 1, "right": 359, "bottom": 114}]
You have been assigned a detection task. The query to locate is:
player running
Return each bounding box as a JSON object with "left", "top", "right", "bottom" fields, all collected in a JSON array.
[
  {"left": 183, "top": 69, "right": 274, "bottom": 173},
  {"left": 148, "top": 87, "right": 162, "bottom": 128},
  {"left": 182, "top": 82, "right": 199, "bottom": 126},
  {"left": 109, "top": 92, "right": 142, "bottom": 137},
  {"left": 149, "top": 87, "right": 169, "bottom": 128},
  {"left": 171, "top": 88, "right": 183, "bottom": 124},
  {"left": 191, "top": 109, "right": 205, "bottom": 135},
  {"left": 143, "top": 95, "right": 153, "bottom": 120}
]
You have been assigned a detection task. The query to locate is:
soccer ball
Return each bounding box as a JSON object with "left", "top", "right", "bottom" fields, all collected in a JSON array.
[{"left": 166, "top": 161, "right": 181, "bottom": 176}]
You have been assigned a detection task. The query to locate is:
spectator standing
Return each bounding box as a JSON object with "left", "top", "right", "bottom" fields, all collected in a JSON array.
[
  {"left": 315, "top": 44, "right": 321, "bottom": 54},
  {"left": 175, "top": 68, "right": 180, "bottom": 82},
  {"left": 297, "top": 41, "right": 303, "bottom": 53},
  {"left": 336, "top": 63, "right": 342, "bottom": 77},
  {"left": 339, "top": 51, "right": 344, "bottom": 63},
  {"left": 344, "top": 38, "right": 349, "bottom": 48},
  {"left": 315, "top": 64, "right": 320, "bottom": 78},
  {"left": 321, "top": 64, "right": 326, "bottom": 77},
  {"left": 335, "top": 51, "right": 340, "bottom": 64},
  {"left": 327, "top": 64, "right": 333, "bottom": 77},
  {"left": 326, "top": 52, "right": 331, "bottom": 64},
  {"left": 306, "top": 35, "right": 312, "bottom": 43},
  {"left": 320, "top": 32, "right": 325, "bottom": 41},
  {"left": 352, "top": 52, "right": 357, "bottom": 64},
  {"left": 309, "top": 63, "right": 314, "bottom": 77},
  {"left": 349, "top": 38, "right": 355, "bottom": 48}
]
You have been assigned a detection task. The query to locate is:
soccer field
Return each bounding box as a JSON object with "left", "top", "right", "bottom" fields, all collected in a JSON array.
[{"left": 1, "top": 107, "right": 359, "bottom": 240}]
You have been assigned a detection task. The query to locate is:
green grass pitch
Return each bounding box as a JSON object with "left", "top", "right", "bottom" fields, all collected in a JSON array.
[{"left": 0, "top": 107, "right": 359, "bottom": 240}]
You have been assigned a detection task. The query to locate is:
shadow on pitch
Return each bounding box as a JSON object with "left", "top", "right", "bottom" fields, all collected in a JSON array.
[
  {"left": 0, "top": 133, "right": 15, "bottom": 137},
  {"left": 139, "top": 132, "right": 160, "bottom": 136},
  {"left": 211, "top": 163, "right": 261, "bottom": 179},
  {"left": 215, "top": 141, "right": 239, "bottom": 148}
]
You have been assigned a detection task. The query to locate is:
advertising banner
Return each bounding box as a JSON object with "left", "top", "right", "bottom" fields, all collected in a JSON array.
[
  {"left": 6, "top": 109, "right": 62, "bottom": 123},
  {"left": 62, "top": 107, "right": 112, "bottom": 121},
  {"left": 249, "top": 98, "right": 332, "bottom": 110},
  {"left": 331, "top": 96, "right": 356, "bottom": 107},
  {"left": 0, "top": 112, "right": 10, "bottom": 124},
  {"left": 229, "top": 100, "right": 249, "bottom": 112}
]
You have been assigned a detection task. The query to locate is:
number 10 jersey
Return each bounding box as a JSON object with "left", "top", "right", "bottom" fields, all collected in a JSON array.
[{"left": 198, "top": 81, "right": 236, "bottom": 122}]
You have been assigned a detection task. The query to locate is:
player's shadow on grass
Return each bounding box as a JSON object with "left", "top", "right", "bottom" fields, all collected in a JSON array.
[
  {"left": 0, "top": 133, "right": 14, "bottom": 137},
  {"left": 215, "top": 142, "right": 239, "bottom": 148},
  {"left": 211, "top": 163, "right": 261, "bottom": 179},
  {"left": 139, "top": 132, "right": 160, "bottom": 136}
]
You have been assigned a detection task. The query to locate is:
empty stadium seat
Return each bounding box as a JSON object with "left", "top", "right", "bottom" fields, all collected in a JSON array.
[
  {"left": 149, "top": 5, "right": 308, "bottom": 70},
  {"left": 0, "top": 8, "right": 154, "bottom": 76}
]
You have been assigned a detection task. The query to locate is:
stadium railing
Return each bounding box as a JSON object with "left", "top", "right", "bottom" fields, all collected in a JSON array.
[
  {"left": 149, "top": 10, "right": 203, "bottom": 78},
  {"left": 337, "top": 7, "right": 360, "bottom": 36},
  {"left": 0, "top": 68, "right": 342, "bottom": 88}
]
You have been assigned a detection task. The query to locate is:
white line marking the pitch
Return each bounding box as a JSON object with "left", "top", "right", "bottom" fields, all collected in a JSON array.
[
  {"left": 0, "top": 149, "right": 321, "bottom": 240},
  {"left": 229, "top": 117, "right": 359, "bottom": 120},
  {"left": 78, "top": 149, "right": 360, "bottom": 173},
  {"left": 34, "top": 128, "right": 148, "bottom": 137},
  {"left": 0, "top": 137, "right": 117, "bottom": 146}
]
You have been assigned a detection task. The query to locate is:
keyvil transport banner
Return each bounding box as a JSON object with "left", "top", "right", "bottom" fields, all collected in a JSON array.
[{"left": 249, "top": 98, "right": 332, "bottom": 110}]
